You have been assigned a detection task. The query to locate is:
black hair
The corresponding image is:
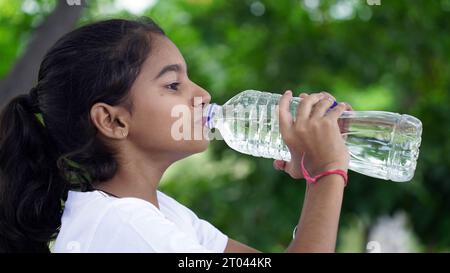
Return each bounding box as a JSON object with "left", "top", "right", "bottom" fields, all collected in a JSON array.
[{"left": 0, "top": 17, "right": 165, "bottom": 252}]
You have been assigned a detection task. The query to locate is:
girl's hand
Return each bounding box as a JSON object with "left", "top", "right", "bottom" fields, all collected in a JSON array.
[{"left": 274, "top": 91, "right": 352, "bottom": 179}]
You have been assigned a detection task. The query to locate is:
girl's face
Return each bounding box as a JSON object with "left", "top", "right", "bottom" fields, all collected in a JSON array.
[{"left": 125, "top": 35, "right": 211, "bottom": 161}]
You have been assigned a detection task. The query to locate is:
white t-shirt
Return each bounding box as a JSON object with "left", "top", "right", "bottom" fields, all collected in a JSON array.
[{"left": 53, "top": 190, "right": 228, "bottom": 253}]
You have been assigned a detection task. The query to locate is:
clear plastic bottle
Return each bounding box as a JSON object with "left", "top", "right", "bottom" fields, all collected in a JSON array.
[{"left": 204, "top": 90, "right": 422, "bottom": 182}]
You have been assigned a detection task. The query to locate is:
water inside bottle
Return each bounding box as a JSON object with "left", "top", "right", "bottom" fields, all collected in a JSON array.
[{"left": 205, "top": 90, "right": 422, "bottom": 182}]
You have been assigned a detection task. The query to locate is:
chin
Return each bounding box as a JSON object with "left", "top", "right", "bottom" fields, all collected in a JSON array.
[
  {"left": 189, "top": 138, "right": 210, "bottom": 153},
  {"left": 167, "top": 139, "right": 210, "bottom": 163},
  {"left": 171, "top": 124, "right": 211, "bottom": 155},
  {"left": 171, "top": 138, "right": 209, "bottom": 156}
]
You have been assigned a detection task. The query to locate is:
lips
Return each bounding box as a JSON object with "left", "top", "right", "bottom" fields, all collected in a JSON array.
[
  {"left": 194, "top": 105, "right": 209, "bottom": 126},
  {"left": 194, "top": 116, "right": 207, "bottom": 126},
  {"left": 195, "top": 117, "right": 207, "bottom": 126}
]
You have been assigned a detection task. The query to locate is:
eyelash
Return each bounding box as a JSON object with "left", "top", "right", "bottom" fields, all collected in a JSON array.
[{"left": 166, "top": 82, "right": 180, "bottom": 91}]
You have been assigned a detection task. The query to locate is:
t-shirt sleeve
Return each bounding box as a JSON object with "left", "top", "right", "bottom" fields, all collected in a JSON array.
[
  {"left": 89, "top": 199, "right": 224, "bottom": 253},
  {"left": 157, "top": 192, "right": 228, "bottom": 252},
  {"left": 183, "top": 209, "right": 228, "bottom": 252}
]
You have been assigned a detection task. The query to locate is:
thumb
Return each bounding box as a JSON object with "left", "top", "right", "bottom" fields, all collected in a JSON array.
[
  {"left": 278, "top": 90, "right": 294, "bottom": 139},
  {"left": 273, "top": 160, "right": 286, "bottom": 170}
]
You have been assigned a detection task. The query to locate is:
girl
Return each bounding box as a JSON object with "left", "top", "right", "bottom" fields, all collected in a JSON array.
[{"left": 0, "top": 17, "right": 351, "bottom": 253}]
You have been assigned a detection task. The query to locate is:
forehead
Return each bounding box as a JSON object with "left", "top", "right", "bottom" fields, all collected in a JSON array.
[{"left": 142, "top": 35, "right": 186, "bottom": 74}]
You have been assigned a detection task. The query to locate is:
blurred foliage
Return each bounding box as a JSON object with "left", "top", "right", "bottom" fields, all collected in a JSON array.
[{"left": 1, "top": 0, "right": 450, "bottom": 252}]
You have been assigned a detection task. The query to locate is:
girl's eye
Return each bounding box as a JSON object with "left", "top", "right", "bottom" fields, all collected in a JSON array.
[{"left": 166, "top": 82, "right": 180, "bottom": 91}]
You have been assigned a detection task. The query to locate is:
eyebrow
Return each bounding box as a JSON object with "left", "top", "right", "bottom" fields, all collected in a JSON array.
[{"left": 154, "top": 64, "right": 182, "bottom": 80}]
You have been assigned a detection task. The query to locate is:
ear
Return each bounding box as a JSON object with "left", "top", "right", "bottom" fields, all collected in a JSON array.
[{"left": 90, "top": 103, "right": 130, "bottom": 139}]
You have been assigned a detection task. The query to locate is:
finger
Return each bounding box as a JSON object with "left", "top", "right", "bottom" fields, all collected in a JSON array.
[
  {"left": 320, "top": 91, "right": 336, "bottom": 102},
  {"left": 273, "top": 160, "right": 280, "bottom": 170},
  {"left": 298, "top": 92, "right": 308, "bottom": 103},
  {"left": 326, "top": 102, "right": 347, "bottom": 120},
  {"left": 310, "top": 97, "right": 336, "bottom": 119},
  {"left": 273, "top": 160, "right": 286, "bottom": 170},
  {"left": 278, "top": 90, "right": 294, "bottom": 138},
  {"left": 296, "top": 93, "right": 325, "bottom": 123},
  {"left": 343, "top": 102, "right": 353, "bottom": 111},
  {"left": 338, "top": 102, "right": 352, "bottom": 139},
  {"left": 319, "top": 91, "right": 340, "bottom": 114}
]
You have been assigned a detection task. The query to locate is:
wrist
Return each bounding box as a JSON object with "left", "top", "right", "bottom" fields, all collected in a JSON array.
[
  {"left": 306, "top": 159, "right": 348, "bottom": 176},
  {"left": 300, "top": 154, "right": 348, "bottom": 186},
  {"left": 312, "top": 163, "right": 348, "bottom": 177},
  {"left": 314, "top": 171, "right": 348, "bottom": 186}
]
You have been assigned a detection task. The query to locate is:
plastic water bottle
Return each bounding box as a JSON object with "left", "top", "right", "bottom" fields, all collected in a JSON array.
[{"left": 203, "top": 90, "right": 422, "bottom": 182}]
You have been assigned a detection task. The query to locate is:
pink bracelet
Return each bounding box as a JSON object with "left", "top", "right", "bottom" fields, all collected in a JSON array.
[{"left": 301, "top": 154, "right": 348, "bottom": 186}]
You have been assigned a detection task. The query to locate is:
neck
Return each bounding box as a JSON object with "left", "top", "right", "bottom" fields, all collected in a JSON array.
[{"left": 92, "top": 151, "right": 174, "bottom": 210}]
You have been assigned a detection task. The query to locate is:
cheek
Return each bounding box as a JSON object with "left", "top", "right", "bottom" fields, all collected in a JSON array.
[
  {"left": 130, "top": 97, "right": 177, "bottom": 147},
  {"left": 129, "top": 94, "right": 208, "bottom": 153},
  {"left": 134, "top": 113, "right": 207, "bottom": 152}
]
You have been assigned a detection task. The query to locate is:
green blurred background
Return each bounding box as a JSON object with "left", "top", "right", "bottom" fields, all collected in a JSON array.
[{"left": 1, "top": 0, "right": 449, "bottom": 252}]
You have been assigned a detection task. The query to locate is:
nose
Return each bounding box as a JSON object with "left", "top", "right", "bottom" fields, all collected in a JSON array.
[{"left": 192, "top": 84, "right": 211, "bottom": 108}]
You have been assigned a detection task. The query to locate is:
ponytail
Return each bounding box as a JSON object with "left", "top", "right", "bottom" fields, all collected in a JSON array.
[
  {"left": 0, "top": 90, "right": 67, "bottom": 253},
  {"left": 0, "top": 17, "right": 166, "bottom": 253}
]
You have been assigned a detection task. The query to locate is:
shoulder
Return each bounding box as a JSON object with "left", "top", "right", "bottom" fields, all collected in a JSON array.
[
  {"left": 56, "top": 191, "right": 166, "bottom": 252},
  {"left": 63, "top": 190, "right": 164, "bottom": 226},
  {"left": 103, "top": 195, "right": 165, "bottom": 224},
  {"left": 157, "top": 190, "right": 198, "bottom": 218},
  {"left": 95, "top": 193, "right": 217, "bottom": 252},
  {"left": 56, "top": 190, "right": 225, "bottom": 252}
]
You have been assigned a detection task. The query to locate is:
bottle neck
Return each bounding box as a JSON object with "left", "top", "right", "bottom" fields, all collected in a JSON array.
[{"left": 204, "top": 103, "right": 222, "bottom": 129}]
